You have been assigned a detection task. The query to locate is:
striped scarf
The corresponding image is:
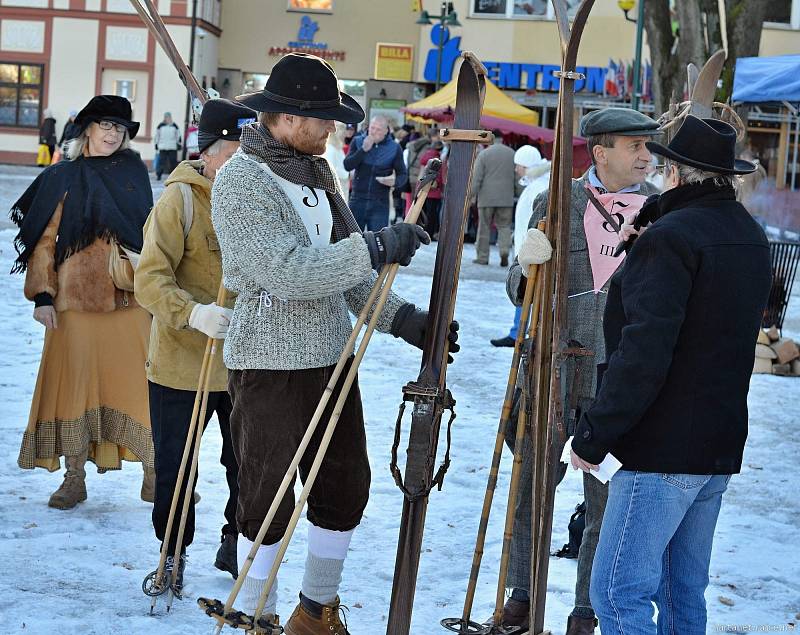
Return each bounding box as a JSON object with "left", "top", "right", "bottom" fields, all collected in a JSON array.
[{"left": 239, "top": 123, "right": 361, "bottom": 242}]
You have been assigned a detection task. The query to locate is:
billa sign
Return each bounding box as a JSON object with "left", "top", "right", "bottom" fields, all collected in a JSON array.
[{"left": 375, "top": 43, "right": 414, "bottom": 82}]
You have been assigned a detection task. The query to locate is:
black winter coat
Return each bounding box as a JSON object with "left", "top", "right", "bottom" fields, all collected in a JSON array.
[{"left": 572, "top": 181, "right": 772, "bottom": 474}]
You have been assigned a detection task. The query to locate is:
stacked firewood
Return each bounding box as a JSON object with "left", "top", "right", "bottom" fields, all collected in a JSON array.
[{"left": 753, "top": 326, "right": 800, "bottom": 376}]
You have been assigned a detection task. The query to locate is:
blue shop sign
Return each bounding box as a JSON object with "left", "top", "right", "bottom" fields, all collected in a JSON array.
[{"left": 424, "top": 25, "right": 605, "bottom": 93}]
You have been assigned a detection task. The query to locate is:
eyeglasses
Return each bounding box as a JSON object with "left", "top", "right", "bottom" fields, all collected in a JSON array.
[{"left": 97, "top": 120, "right": 127, "bottom": 134}]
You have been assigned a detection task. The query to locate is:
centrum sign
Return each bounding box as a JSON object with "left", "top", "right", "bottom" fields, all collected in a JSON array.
[
  {"left": 269, "top": 15, "right": 346, "bottom": 62},
  {"left": 423, "top": 25, "right": 604, "bottom": 92}
]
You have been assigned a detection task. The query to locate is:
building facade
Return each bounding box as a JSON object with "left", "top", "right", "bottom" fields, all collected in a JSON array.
[
  {"left": 2, "top": 0, "right": 800, "bottom": 188},
  {"left": 0, "top": 0, "right": 220, "bottom": 164}
]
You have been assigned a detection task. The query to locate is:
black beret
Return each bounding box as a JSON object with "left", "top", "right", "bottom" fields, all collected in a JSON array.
[
  {"left": 579, "top": 107, "right": 660, "bottom": 137},
  {"left": 198, "top": 98, "right": 256, "bottom": 153}
]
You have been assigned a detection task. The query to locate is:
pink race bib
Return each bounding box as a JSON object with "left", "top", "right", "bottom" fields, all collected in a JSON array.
[{"left": 583, "top": 187, "right": 647, "bottom": 292}]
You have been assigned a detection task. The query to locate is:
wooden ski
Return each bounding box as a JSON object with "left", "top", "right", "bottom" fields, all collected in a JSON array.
[
  {"left": 385, "top": 52, "right": 488, "bottom": 635},
  {"left": 527, "top": 2, "right": 595, "bottom": 634}
]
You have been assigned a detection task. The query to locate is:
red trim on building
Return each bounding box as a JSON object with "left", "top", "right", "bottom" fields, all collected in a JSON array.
[
  {"left": 0, "top": 150, "right": 37, "bottom": 165},
  {"left": 171, "top": 0, "right": 188, "bottom": 18}
]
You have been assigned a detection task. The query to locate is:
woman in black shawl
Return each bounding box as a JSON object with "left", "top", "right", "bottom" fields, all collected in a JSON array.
[{"left": 11, "top": 95, "right": 155, "bottom": 510}]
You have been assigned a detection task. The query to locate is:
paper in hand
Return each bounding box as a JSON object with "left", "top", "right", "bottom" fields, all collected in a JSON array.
[{"left": 561, "top": 436, "right": 622, "bottom": 484}]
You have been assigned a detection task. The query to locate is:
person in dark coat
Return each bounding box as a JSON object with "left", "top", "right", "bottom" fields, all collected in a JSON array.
[
  {"left": 58, "top": 110, "right": 80, "bottom": 149},
  {"left": 570, "top": 116, "right": 773, "bottom": 634},
  {"left": 39, "top": 109, "right": 57, "bottom": 164}
]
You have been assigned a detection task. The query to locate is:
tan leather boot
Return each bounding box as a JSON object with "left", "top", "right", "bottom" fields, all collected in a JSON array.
[
  {"left": 140, "top": 464, "right": 156, "bottom": 503},
  {"left": 284, "top": 596, "right": 349, "bottom": 635},
  {"left": 48, "top": 451, "right": 88, "bottom": 509},
  {"left": 501, "top": 596, "right": 529, "bottom": 628},
  {"left": 565, "top": 615, "right": 597, "bottom": 635}
]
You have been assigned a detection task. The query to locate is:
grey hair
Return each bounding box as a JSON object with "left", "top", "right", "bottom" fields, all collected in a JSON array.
[
  {"left": 665, "top": 157, "right": 741, "bottom": 190},
  {"left": 201, "top": 139, "right": 223, "bottom": 157},
  {"left": 66, "top": 125, "right": 130, "bottom": 160}
]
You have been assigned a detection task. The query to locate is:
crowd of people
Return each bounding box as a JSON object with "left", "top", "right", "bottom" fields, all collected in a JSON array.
[{"left": 9, "top": 51, "right": 772, "bottom": 635}]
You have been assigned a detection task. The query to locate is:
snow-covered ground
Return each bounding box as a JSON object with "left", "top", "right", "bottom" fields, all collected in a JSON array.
[{"left": 0, "top": 166, "right": 798, "bottom": 634}]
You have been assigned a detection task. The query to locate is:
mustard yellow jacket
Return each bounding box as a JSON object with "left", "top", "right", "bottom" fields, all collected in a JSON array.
[{"left": 135, "top": 161, "right": 233, "bottom": 392}]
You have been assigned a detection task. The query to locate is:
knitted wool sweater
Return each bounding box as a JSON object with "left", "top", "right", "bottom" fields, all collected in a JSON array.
[{"left": 211, "top": 150, "right": 406, "bottom": 371}]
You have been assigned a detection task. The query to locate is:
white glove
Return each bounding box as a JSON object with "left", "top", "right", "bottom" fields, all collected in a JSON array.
[
  {"left": 189, "top": 302, "right": 233, "bottom": 339},
  {"left": 120, "top": 246, "right": 140, "bottom": 270},
  {"left": 518, "top": 228, "right": 553, "bottom": 277}
]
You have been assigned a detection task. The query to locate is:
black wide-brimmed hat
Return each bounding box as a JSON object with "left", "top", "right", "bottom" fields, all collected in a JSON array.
[
  {"left": 646, "top": 115, "right": 756, "bottom": 175},
  {"left": 198, "top": 98, "right": 256, "bottom": 153},
  {"left": 235, "top": 53, "right": 364, "bottom": 125},
  {"left": 75, "top": 95, "right": 140, "bottom": 139}
]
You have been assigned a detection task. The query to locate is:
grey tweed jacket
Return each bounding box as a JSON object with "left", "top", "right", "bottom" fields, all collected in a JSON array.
[
  {"left": 212, "top": 150, "right": 406, "bottom": 371},
  {"left": 507, "top": 173, "right": 659, "bottom": 411}
]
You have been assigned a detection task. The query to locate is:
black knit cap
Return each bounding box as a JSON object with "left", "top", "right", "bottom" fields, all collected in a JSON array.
[
  {"left": 74, "top": 95, "right": 140, "bottom": 139},
  {"left": 235, "top": 53, "right": 364, "bottom": 124},
  {"left": 197, "top": 98, "right": 256, "bottom": 153}
]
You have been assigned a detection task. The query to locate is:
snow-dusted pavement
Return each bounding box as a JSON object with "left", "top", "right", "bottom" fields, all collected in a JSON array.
[{"left": 0, "top": 166, "right": 797, "bottom": 634}]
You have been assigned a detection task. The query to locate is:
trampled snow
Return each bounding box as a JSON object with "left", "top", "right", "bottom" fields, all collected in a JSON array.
[{"left": 0, "top": 167, "right": 797, "bottom": 633}]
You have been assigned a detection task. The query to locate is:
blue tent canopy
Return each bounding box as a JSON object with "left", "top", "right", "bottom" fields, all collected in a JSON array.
[{"left": 733, "top": 55, "right": 800, "bottom": 103}]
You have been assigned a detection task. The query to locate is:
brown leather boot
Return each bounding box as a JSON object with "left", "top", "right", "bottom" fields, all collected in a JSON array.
[
  {"left": 501, "top": 596, "right": 529, "bottom": 628},
  {"left": 284, "top": 595, "right": 349, "bottom": 635},
  {"left": 140, "top": 464, "right": 155, "bottom": 503},
  {"left": 48, "top": 452, "right": 88, "bottom": 509},
  {"left": 565, "top": 615, "right": 597, "bottom": 635}
]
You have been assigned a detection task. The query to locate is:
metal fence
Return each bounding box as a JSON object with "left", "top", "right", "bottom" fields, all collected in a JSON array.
[{"left": 764, "top": 240, "right": 800, "bottom": 330}]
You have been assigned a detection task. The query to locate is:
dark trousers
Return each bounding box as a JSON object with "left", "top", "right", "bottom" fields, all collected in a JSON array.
[
  {"left": 149, "top": 382, "right": 239, "bottom": 552},
  {"left": 157, "top": 149, "right": 178, "bottom": 177},
  {"left": 349, "top": 195, "right": 390, "bottom": 231},
  {"left": 228, "top": 360, "right": 370, "bottom": 544},
  {"left": 422, "top": 197, "right": 441, "bottom": 237}
]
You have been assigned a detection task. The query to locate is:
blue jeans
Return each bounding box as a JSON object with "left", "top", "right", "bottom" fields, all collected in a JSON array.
[
  {"left": 507, "top": 305, "right": 522, "bottom": 339},
  {"left": 349, "top": 196, "right": 390, "bottom": 231},
  {"left": 590, "top": 470, "right": 731, "bottom": 635}
]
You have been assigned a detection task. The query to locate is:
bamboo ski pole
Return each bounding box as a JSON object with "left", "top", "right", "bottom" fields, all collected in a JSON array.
[
  {"left": 492, "top": 259, "right": 545, "bottom": 626},
  {"left": 146, "top": 335, "right": 212, "bottom": 610},
  {"left": 445, "top": 230, "right": 542, "bottom": 634},
  {"left": 169, "top": 288, "right": 228, "bottom": 588},
  {"left": 208, "top": 161, "right": 441, "bottom": 633},
  {"left": 211, "top": 267, "right": 389, "bottom": 633}
]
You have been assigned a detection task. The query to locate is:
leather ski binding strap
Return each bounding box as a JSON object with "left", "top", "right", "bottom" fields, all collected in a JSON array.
[
  {"left": 390, "top": 384, "right": 457, "bottom": 502},
  {"left": 584, "top": 185, "right": 621, "bottom": 233},
  {"left": 440, "top": 128, "right": 494, "bottom": 143},
  {"left": 198, "top": 597, "right": 285, "bottom": 633},
  {"left": 554, "top": 69, "right": 585, "bottom": 80}
]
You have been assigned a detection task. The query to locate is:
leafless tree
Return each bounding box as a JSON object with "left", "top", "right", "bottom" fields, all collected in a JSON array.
[{"left": 643, "top": 0, "right": 767, "bottom": 123}]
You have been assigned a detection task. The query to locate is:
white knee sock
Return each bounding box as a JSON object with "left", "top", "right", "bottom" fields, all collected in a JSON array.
[
  {"left": 301, "top": 525, "right": 354, "bottom": 605},
  {"left": 237, "top": 536, "right": 280, "bottom": 616}
]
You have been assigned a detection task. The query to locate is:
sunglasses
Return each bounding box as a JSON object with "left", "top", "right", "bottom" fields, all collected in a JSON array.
[{"left": 97, "top": 120, "right": 127, "bottom": 134}]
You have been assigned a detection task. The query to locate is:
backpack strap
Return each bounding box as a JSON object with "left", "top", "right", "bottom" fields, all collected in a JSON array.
[{"left": 177, "top": 182, "right": 194, "bottom": 239}]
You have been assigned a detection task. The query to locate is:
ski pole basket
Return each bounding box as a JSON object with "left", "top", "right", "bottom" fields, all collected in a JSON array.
[{"left": 763, "top": 239, "right": 800, "bottom": 330}]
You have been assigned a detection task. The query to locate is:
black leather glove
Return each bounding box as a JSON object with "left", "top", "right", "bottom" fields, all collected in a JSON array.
[
  {"left": 390, "top": 303, "right": 460, "bottom": 363},
  {"left": 363, "top": 224, "right": 430, "bottom": 270}
]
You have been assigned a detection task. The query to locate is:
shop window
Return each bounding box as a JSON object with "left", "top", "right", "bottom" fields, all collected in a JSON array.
[
  {"left": 471, "top": 0, "right": 578, "bottom": 19},
  {"left": 287, "top": 0, "right": 333, "bottom": 13},
  {"left": 764, "top": 0, "right": 793, "bottom": 25},
  {"left": 0, "top": 62, "right": 43, "bottom": 128}
]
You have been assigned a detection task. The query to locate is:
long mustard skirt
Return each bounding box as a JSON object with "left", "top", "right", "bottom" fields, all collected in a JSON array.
[{"left": 18, "top": 307, "right": 154, "bottom": 472}]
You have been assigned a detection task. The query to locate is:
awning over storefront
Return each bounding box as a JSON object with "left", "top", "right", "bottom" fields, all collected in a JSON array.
[
  {"left": 403, "top": 75, "right": 590, "bottom": 172},
  {"left": 404, "top": 77, "right": 557, "bottom": 142},
  {"left": 733, "top": 55, "right": 800, "bottom": 103}
]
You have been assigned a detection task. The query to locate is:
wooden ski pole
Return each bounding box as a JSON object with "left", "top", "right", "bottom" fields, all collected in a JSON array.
[
  {"left": 442, "top": 222, "right": 544, "bottom": 634},
  {"left": 168, "top": 286, "right": 229, "bottom": 592},
  {"left": 204, "top": 161, "right": 441, "bottom": 633},
  {"left": 492, "top": 258, "right": 545, "bottom": 626}
]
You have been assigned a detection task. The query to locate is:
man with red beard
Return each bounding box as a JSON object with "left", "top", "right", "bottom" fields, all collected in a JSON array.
[{"left": 211, "top": 53, "right": 457, "bottom": 634}]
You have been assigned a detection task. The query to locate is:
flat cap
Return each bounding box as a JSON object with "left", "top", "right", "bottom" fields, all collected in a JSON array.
[
  {"left": 579, "top": 107, "right": 660, "bottom": 137},
  {"left": 198, "top": 98, "right": 256, "bottom": 153}
]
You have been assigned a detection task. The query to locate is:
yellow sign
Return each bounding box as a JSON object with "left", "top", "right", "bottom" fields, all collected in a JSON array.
[{"left": 375, "top": 43, "right": 414, "bottom": 82}]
